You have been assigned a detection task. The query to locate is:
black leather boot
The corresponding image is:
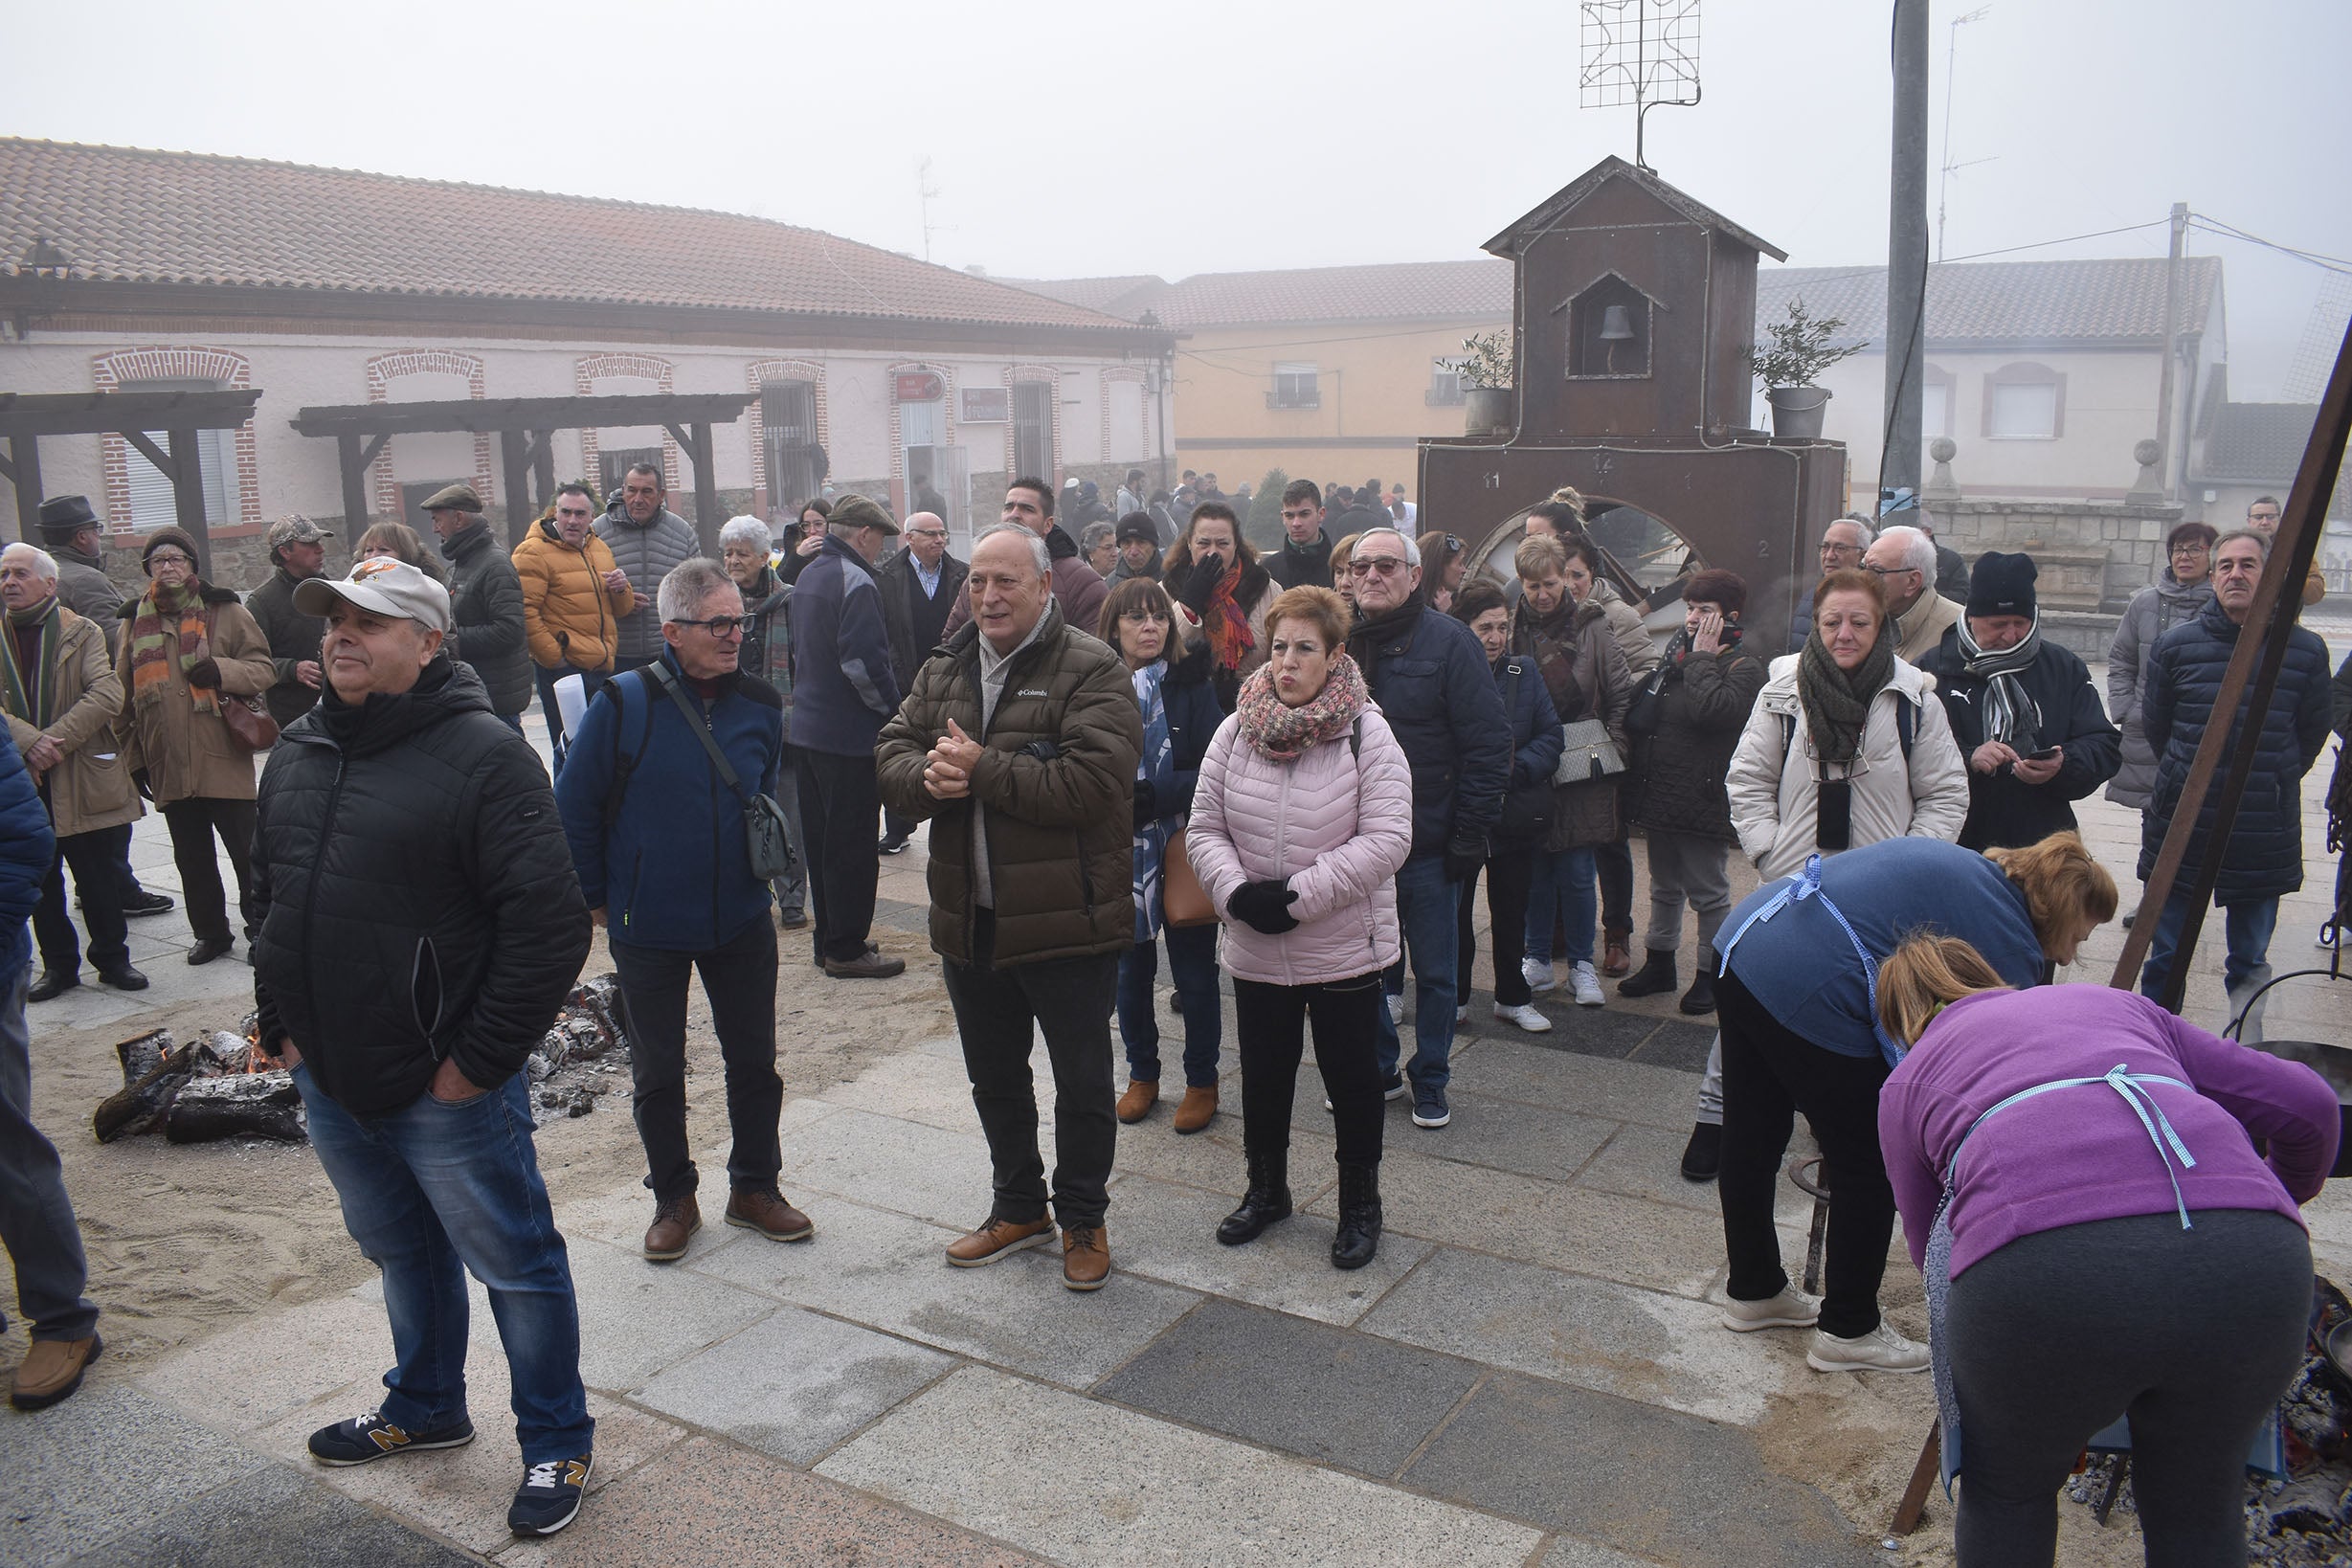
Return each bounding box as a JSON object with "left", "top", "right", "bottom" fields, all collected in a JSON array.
[
  {"left": 1678, "top": 953, "right": 1717, "bottom": 1016},
  {"left": 1616, "top": 949, "right": 1678, "bottom": 998},
  {"left": 1331, "top": 1161, "right": 1382, "bottom": 1270},
  {"left": 1215, "top": 1149, "right": 1292, "bottom": 1246}
]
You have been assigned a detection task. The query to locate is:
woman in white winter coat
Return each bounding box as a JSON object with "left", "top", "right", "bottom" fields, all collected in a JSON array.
[{"left": 1186, "top": 585, "right": 1415, "bottom": 1270}]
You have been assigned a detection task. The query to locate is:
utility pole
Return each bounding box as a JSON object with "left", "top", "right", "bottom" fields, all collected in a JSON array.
[
  {"left": 1883, "top": 0, "right": 1931, "bottom": 518},
  {"left": 2153, "top": 201, "right": 2189, "bottom": 501}
]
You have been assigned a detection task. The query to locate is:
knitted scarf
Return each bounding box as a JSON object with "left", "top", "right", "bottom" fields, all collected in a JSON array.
[
  {"left": 129, "top": 579, "right": 217, "bottom": 714},
  {"left": 1130, "top": 660, "right": 1174, "bottom": 943},
  {"left": 1956, "top": 616, "right": 2044, "bottom": 749},
  {"left": 1797, "top": 622, "right": 1895, "bottom": 764},
  {"left": 1, "top": 596, "right": 60, "bottom": 728},
  {"left": 1513, "top": 595, "right": 1588, "bottom": 721},
  {"left": 1235, "top": 652, "right": 1369, "bottom": 762},
  {"left": 1200, "top": 558, "right": 1255, "bottom": 675}
]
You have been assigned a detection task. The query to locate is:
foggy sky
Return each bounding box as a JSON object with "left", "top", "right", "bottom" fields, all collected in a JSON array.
[{"left": 8, "top": 0, "right": 2347, "bottom": 395}]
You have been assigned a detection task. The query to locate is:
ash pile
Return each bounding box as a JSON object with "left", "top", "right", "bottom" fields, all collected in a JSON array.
[{"left": 90, "top": 974, "right": 632, "bottom": 1145}]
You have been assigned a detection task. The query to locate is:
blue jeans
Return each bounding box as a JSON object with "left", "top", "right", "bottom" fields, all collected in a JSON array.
[
  {"left": 1524, "top": 847, "right": 1599, "bottom": 967},
  {"left": 294, "top": 1066, "right": 594, "bottom": 1464},
  {"left": 1376, "top": 853, "right": 1462, "bottom": 1091},
  {"left": 0, "top": 964, "right": 97, "bottom": 1342},
  {"left": 2139, "top": 891, "right": 2280, "bottom": 998},
  {"left": 1116, "top": 923, "right": 1222, "bottom": 1087}
]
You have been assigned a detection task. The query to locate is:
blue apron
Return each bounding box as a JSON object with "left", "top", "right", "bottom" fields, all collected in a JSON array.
[{"left": 1715, "top": 854, "right": 1910, "bottom": 1068}]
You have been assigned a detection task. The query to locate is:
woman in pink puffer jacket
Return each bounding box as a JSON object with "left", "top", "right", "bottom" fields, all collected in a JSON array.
[{"left": 1187, "top": 585, "right": 1414, "bottom": 1270}]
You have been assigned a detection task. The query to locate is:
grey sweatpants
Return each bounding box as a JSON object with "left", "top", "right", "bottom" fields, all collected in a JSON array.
[
  {"left": 1642, "top": 829, "right": 1734, "bottom": 957},
  {"left": 1947, "top": 1207, "right": 2309, "bottom": 1567}
]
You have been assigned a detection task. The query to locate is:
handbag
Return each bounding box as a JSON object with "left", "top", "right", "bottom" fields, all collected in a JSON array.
[
  {"left": 647, "top": 664, "right": 799, "bottom": 881},
  {"left": 221, "top": 692, "right": 279, "bottom": 753},
  {"left": 1161, "top": 829, "right": 1218, "bottom": 928},
  {"left": 1494, "top": 661, "right": 1553, "bottom": 842},
  {"left": 1552, "top": 718, "right": 1624, "bottom": 785}
]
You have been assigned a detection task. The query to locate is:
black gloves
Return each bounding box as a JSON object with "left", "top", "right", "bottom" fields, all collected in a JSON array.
[
  {"left": 1444, "top": 838, "right": 1489, "bottom": 885},
  {"left": 1176, "top": 552, "right": 1221, "bottom": 614},
  {"left": 1132, "top": 778, "right": 1157, "bottom": 825},
  {"left": 187, "top": 657, "right": 222, "bottom": 690},
  {"left": 1227, "top": 878, "right": 1301, "bottom": 935},
  {"left": 132, "top": 769, "right": 153, "bottom": 801}
]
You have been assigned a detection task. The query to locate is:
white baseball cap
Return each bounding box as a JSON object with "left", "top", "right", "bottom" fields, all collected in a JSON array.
[{"left": 294, "top": 558, "right": 453, "bottom": 633}]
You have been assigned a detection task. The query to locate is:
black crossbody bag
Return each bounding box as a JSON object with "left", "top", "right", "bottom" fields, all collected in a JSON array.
[{"left": 647, "top": 663, "right": 798, "bottom": 880}]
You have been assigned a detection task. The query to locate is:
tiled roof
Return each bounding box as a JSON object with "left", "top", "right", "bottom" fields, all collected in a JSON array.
[
  {"left": 997, "top": 274, "right": 1167, "bottom": 319},
  {"left": 2199, "top": 401, "right": 2319, "bottom": 482},
  {"left": 1139, "top": 259, "right": 1513, "bottom": 330},
  {"left": 1755, "top": 257, "right": 2225, "bottom": 349},
  {"left": 0, "top": 139, "right": 1158, "bottom": 334}
]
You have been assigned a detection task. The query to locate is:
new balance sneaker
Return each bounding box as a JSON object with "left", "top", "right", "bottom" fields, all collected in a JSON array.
[
  {"left": 1571, "top": 961, "right": 1606, "bottom": 1008},
  {"left": 1806, "top": 1322, "right": 1931, "bottom": 1374},
  {"left": 1385, "top": 993, "right": 1404, "bottom": 1027},
  {"left": 508, "top": 1453, "right": 594, "bottom": 1536},
  {"left": 1411, "top": 1083, "right": 1451, "bottom": 1129},
  {"left": 307, "top": 1410, "right": 477, "bottom": 1467},
  {"left": 1492, "top": 1001, "right": 1552, "bottom": 1033},
  {"left": 1720, "top": 1286, "right": 1819, "bottom": 1333},
  {"left": 1522, "top": 957, "right": 1557, "bottom": 994}
]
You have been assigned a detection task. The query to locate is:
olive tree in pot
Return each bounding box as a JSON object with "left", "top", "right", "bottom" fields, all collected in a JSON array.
[
  {"left": 1451, "top": 331, "right": 1515, "bottom": 437},
  {"left": 1751, "top": 300, "right": 1864, "bottom": 440}
]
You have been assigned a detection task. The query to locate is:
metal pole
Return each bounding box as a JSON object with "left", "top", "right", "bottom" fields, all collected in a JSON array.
[
  {"left": 2153, "top": 202, "right": 2189, "bottom": 502},
  {"left": 1882, "top": 0, "right": 1932, "bottom": 515}
]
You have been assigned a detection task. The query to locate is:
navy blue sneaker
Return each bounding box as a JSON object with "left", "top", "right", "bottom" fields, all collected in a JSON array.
[
  {"left": 508, "top": 1453, "right": 594, "bottom": 1536},
  {"left": 307, "top": 1409, "right": 475, "bottom": 1466},
  {"left": 1411, "top": 1083, "right": 1450, "bottom": 1130}
]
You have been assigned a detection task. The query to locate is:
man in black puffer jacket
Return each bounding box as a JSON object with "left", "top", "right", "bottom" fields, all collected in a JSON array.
[
  {"left": 426, "top": 485, "right": 533, "bottom": 728},
  {"left": 251, "top": 559, "right": 598, "bottom": 1538},
  {"left": 2138, "top": 529, "right": 2333, "bottom": 1038}
]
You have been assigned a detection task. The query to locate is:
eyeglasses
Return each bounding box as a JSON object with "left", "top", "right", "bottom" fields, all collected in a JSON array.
[
  {"left": 2169, "top": 542, "right": 2209, "bottom": 557},
  {"left": 146, "top": 551, "right": 194, "bottom": 568},
  {"left": 1348, "top": 557, "right": 1409, "bottom": 578},
  {"left": 1862, "top": 563, "right": 1915, "bottom": 577},
  {"left": 1820, "top": 542, "right": 1863, "bottom": 557},
  {"left": 673, "top": 615, "right": 751, "bottom": 638},
  {"left": 907, "top": 528, "right": 948, "bottom": 540}
]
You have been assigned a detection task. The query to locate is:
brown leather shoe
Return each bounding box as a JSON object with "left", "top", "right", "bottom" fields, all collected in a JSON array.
[
  {"left": 1062, "top": 1224, "right": 1111, "bottom": 1291},
  {"left": 725, "top": 1188, "right": 814, "bottom": 1243},
  {"left": 1116, "top": 1079, "right": 1159, "bottom": 1124},
  {"left": 824, "top": 949, "right": 907, "bottom": 979},
  {"left": 1170, "top": 1084, "right": 1219, "bottom": 1134},
  {"left": 946, "top": 1214, "right": 1057, "bottom": 1266},
  {"left": 643, "top": 1194, "right": 701, "bottom": 1263},
  {"left": 10, "top": 1333, "right": 101, "bottom": 1410},
  {"left": 1602, "top": 936, "right": 1633, "bottom": 977}
]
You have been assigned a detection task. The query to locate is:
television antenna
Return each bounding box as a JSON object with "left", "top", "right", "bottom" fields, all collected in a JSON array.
[
  {"left": 1936, "top": 6, "right": 1996, "bottom": 261},
  {"left": 916, "top": 156, "right": 944, "bottom": 264},
  {"left": 1579, "top": 0, "right": 1702, "bottom": 172}
]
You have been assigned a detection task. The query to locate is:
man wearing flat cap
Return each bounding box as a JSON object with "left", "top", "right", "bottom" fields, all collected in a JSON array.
[
  {"left": 422, "top": 486, "right": 531, "bottom": 732},
  {"left": 244, "top": 514, "right": 337, "bottom": 728},
  {"left": 1919, "top": 549, "right": 2120, "bottom": 851},
  {"left": 252, "top": 557, "right": 598, "bottom": 1539}
]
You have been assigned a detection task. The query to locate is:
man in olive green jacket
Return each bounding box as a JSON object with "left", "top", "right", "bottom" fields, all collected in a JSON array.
[{"left": 876, "top": 525, "right": 1140, "bottom": 1292}]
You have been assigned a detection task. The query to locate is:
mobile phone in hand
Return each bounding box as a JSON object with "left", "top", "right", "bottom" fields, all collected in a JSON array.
[{"left": 2022, "top": 746, "right": 2060, "bottom": 763}]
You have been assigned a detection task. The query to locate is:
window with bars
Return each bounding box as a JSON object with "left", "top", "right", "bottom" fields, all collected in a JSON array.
[
  {"left": 1268, "top": 363, "right": 1320, "bottom": 410},
  {"left": 598, "top": 446, "right": 663, "bottom": 501},
  {"left": 761, "top": 380, "right": 824, "bottom": 511},
  {"left": 1012, "top": 381, "right": 1054, "bottom": 482},
  {"left": 118, "top": 377, "right": 242, "bottom": 530}
]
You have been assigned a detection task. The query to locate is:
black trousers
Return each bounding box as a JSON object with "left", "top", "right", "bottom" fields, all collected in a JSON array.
[
  {"left": 1233, "top": 974, "right": 1385, "bottom": 1169},
  {"left": 1716, "top": 965, "right": 1894, "bottom": 1339},
  {"left": 1596, "top": 830, "right": 1634, "bottom": 939},
  {"left": 1454, "top": 854, "right": 1535, "bottom": 1008},
  {"left": 162, "top": 796, "right": 257, "bottom": 944},
  {"left": 609, "top": 917, "right": 783, "bottom": 1202},
  {"left": 33, "top": 823, "right": 132, "bottom": 974},
  {"left": 940, "top": 910, "right": 1118, "bottom": 1229},
  {"left": 795, "top": 748, "right": 881, "bottom": 965}
]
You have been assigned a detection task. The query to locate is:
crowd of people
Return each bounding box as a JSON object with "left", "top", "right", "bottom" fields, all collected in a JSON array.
[{"left": 1, "top": 470, "right": 2341, "bottom": 1561}]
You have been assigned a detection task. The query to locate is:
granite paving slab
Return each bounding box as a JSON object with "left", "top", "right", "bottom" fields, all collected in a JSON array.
[
  {"left": 1095, "top": 1297, "right": 1483, "bottom": 1477},
  {"left": 499, "top": 1434, "right": 1047, "bottom": 1568},
  {"left": 1540, "top": 1536, "right": 1675, "bottom": 1568},
  {"left": 1107, "top": 1117, "right": 1339, "bottom": 1202},
  {"left": 1447, "top": 1038, "right": 1702, "bottom": 1130},
  {"left": 1401, "top": 1088, "right": 1619, "bottom": 1183},
  {"left": 560, "top": 1237, "right": 785, "bottom": 1390},
  {"left": 1523, "top": 1006, "right": 1684, "bottom": 1062},
  {"left": 818, "top": 1365, "right": 1545, "bottom": 1568},
  {"left": 629, "top": 1305, "right": 955, "bottom": 1466},
  {"left": 1402, "top": 1371, "right": 1875, "bottom": 1568},
  {"left": 139, "top": 1285, "right": 392, "bottom": 1430},
  {"left": 1625, "top": 1017, "right": 1717, "bottom": 1072},
  {"left": 688, "top": 1196, "right": 1199, "bottom": 1388},
  {"left": 1103, "top": 1172, "right": 1430, "bottom": 1326},
  {"left": 59, "top": 1460, "right": 477, "bottom": 1568},
  {"left": 1573, "top": 1118, "right": 1818, "bottom": 1223},
  {"left": 0, "top": 1382, "right": 271, "bottom": 1567},
  {"left": 1357, "top": 1246, "right": 1808, "bottom": 1425},
  {"left": 775, "top": 1103, "right": 1034, "bottom": 1228}
]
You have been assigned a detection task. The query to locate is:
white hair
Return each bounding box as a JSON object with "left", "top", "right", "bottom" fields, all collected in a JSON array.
[
  {"left": 1355, "top": 527, "right": 1421, "bottom": 569},
  {"left": 718, "top": 516, "right": 772, "bottom": 554},
  {"left": 1826, "top": 515, "right": 1874, "bottom": 547},
  {"left": 0, "top": 542, "right": 58, "bottom": 581},
  {"left": 657, "top": 558, "right": 737, "bottom": 622},
  {"left": 974, "top": 523, "right": 1051, "bottom": 577},
  {"left": 1876, "top": 525, "right": 1938, "bottom": 580}
]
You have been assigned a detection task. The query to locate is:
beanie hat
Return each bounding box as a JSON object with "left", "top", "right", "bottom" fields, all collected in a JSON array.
[
  {"left": 142, "top": 526, "right": 203, "bottom": 572},
  {"left": 1965, "top": 550, "right": 2037, "bottom": 618}
]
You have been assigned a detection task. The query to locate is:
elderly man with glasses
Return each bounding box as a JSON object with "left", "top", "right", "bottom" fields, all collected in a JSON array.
[
  {"left": 555, "top": 559, "right": 815, "bottom": 1264},
  {"left": 876, "top": 511, "right": 966, "bottom": 855},
  {"left": 1861, "top": 523, "right": 1962, "bottom": 662},
  {"left": 1787, "top": 515, "right": 1874, "bottom": 654}
]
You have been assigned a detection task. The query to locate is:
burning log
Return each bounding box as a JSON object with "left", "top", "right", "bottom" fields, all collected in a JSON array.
[
  {"left": 165, "top": 1071, "right": 304, "bottom": 1144},
  {"left": 94, "top": 1040, "right": 193, "bottom": 1143}
]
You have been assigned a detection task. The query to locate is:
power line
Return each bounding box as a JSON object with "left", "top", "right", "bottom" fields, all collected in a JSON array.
[
  {"left": 2186, "top": 214, "right": 2352, "bottom": 275},
  {"left": 1939, "top": 219, "right": 2169, "bottom": 263}
]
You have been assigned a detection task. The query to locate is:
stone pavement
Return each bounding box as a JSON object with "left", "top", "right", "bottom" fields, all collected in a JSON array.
[{"left": 10, "top": 637, "right": 2352, "bottom": 1566}]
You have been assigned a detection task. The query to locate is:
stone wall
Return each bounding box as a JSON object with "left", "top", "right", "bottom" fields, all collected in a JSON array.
[{"left": 1926, "top": 495, "right": 2185, "bottom": 659}]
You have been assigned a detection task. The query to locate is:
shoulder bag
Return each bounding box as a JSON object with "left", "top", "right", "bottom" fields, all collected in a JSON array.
[
  {"left": 647, "top": 664, "right": 798, "bottom": 881},
  {"left": 221, "top": 693, "right": 279, "bottom": 753},
  {"left": 1161, "top": 831, "right": 1218, "bottom": 927}
]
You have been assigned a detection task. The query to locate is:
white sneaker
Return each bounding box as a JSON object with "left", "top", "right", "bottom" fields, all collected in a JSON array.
[
  {"left": 1385, "top": 994, "right": 1404, "bottom": 1027},
  {"left": 1522, "top": 957, "right": 1557, "bottom": 994},
  {"left": 1806, "top": 1321, "right": 1930, "bottom": 1374},
  {"left": 1454, "top": 1004, "right": 1469, "bottom": 1025},
  {"left": 1493, "top": 1001, "right": 1552, "bottom": 1034},
  {"left": 1571, "top": 961, "right": 1605, "bottom": 1008},
  {"left": 1721, "top": 1285, "right": 1820, "bottom": 1333},
  {"left": 2318, "top": 924, "right": 2340, "bottom": 952}
]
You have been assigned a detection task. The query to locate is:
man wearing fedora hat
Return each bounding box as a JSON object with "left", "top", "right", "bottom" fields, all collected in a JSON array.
[
  {"left": 32, "top": 497, "right": 123, "bottom": 628},
  {"left": 244, "top": 514, "right": 337, "bottom": 729}
]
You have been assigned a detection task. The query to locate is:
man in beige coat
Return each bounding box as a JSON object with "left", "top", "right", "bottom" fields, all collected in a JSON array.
[
  {"left": 0, "top": 545, "right": 146, "bottom": 998},
  {"left": 1865, "top": 525, "right": 1962, "bottom": 663}
]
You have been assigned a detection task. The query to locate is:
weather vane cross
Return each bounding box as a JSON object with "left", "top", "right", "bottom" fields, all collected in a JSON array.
[{"left": 1579, "top": 0, "right": 1702, "bottom": 171}]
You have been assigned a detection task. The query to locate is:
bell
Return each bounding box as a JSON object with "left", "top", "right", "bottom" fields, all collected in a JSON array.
[{"left": 1598, "top": 304, "right": 1636, "bottom": 342}]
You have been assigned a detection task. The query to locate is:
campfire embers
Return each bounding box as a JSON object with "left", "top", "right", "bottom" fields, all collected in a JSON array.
[{"left": 91, "top": 975, "right": 636, "bottom": 1144}]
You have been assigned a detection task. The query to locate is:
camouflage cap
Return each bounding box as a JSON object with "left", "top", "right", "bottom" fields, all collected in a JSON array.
[{"left": 266, "top": 514, "right": 334, "bottom": 551}]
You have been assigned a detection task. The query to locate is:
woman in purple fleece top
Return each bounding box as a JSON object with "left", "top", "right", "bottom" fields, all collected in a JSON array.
[{"left": 1877, "top": 935, "right": 2339, "bottom": 1567}]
